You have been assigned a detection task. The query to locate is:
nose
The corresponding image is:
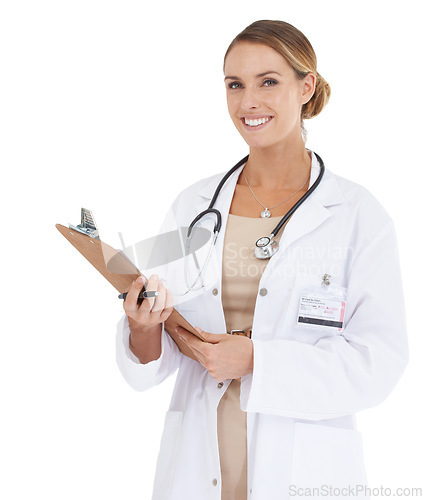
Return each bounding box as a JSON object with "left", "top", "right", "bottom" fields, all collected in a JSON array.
[{"left": 240, "top": 86, "right": 260, "bottom": 110}]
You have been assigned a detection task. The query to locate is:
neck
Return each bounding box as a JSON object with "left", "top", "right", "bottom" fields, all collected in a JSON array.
[{"left": 242, "top": 137, "right": 311, "bottom": 191}]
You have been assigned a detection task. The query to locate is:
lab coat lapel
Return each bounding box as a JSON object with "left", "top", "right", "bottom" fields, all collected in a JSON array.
[{"left": 265, "top": 153, "right": 345, "bottom": 268}]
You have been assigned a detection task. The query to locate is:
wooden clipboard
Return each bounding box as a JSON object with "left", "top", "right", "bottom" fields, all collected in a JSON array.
[{"left": 55, "top": 223, "right": 206, "bottom": 361}]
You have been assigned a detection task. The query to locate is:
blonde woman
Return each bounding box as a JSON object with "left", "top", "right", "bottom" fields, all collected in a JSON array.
[{"left": 117, "top": 20, "right": 408, "bottom": 500}]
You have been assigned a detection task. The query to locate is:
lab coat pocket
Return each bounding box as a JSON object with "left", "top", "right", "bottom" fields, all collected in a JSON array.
[
  {"left": 285, "top": 272, "right": 320, "bottom": 338},
  {"left": 290, "top": 422, "right": 367, "bottom": 495},
  {"left": 287, "top": 271, "right": 346, "bottom": 342},
  {"left": 152, "top": 410, "right": 184, "bottom": 499}
]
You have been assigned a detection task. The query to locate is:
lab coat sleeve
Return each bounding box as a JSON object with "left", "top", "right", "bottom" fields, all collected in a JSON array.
[
  {"left": 115, "top": 314, "right": 182, "bottom": 392},
  {"left": 241, "top": 220, "right": 409, "bottom": 420},
  {"left": 115, "top": 200, "right": 184, "bottom": 392}
]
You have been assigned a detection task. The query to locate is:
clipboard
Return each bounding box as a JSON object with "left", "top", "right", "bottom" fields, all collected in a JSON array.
[{"left": 55, "top": 209, "right": 207, "bottom": 362}]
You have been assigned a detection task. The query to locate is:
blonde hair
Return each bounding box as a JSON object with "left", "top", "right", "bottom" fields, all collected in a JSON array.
[{"left": 224, "top": 20, "right": 331, "bottom": 122}]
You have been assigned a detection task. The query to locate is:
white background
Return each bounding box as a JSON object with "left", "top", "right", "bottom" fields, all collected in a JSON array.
[{"left": 1, "top": 0, "right": 422, "bottom": 498}]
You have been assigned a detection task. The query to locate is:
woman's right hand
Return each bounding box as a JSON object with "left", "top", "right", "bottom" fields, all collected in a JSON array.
[{"left": 123, "top": 274, "right": 174, "bottom": 334}]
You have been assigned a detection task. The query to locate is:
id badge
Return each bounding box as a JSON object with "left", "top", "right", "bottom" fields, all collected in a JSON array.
[{"left": 297, "top": 277, "right": 347, "bottom": 333}]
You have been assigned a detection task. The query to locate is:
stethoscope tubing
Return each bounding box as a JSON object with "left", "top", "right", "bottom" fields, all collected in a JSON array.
[
  {"left": 183, "top": 151, "right": 326, "bottom": 290},
  {"left": 187, "top": 152, "right": 325, "bottom": 241},
  {"left": 187, "top": 155, "right": 249, "bottom": 238},
  {"left": 269, "top": 152, "right": 325, "bottom": 239}
]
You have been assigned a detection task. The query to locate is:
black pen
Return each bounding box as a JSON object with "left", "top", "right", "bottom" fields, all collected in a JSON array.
[{"left": 118, "top": 290, "right": 160, "bottom": 301}]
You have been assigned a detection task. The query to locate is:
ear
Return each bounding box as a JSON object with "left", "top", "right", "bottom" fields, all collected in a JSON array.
[{"left": 301, "top": 73, "right": 317, "bottom": 105}]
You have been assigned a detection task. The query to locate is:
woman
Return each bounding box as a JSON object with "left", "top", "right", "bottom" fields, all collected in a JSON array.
[{"left": 117, "top": 20, "right": 408, "bottom": 499}]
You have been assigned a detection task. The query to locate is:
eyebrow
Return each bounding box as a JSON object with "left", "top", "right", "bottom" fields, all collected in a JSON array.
[{"left": 224, "top": 71, "right": 281, "bottom": 81}]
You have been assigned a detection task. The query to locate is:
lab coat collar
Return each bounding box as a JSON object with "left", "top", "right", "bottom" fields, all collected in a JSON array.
[{"left": 197, "top": 150, "right": 344, "bottom": 208}]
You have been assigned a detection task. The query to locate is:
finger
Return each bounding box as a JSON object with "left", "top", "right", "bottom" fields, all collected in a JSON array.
[
  {"left": 177, "top": 328, "right": 207, "bottom": 352},
  {"left": 159, "top": 287, "right": 174, "bottom": 320},
  {"left": 178, "top": 335, "right": 207, "bottom": 365},
  {"left": 150, "top": 281, "right": 167, "bottom": 313},
  {"left": 173, "top": 326, "right": 208, "bottom": 358},
  {"left": 123, "top": 275, "right": 146, "bottom": 313},
  {"left": 138, "top": 274, "right": 160, "bottom": 313},
  {"left": 193, "top": 326, "right": 226, "bottom": 344}
]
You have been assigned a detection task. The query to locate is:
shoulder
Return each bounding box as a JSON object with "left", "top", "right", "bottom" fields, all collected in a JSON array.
[
  {"left": 169, "top": 171, "right": 226, "bottom": 212},
  {"left": 327, "top": 169, "right": 393, "bottom": 228},
  {"left": 177, "top": 171, "right": 224, "bottom": 198}
]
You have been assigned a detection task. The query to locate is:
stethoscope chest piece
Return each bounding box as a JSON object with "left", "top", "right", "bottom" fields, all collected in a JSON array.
[{"left": 255, "top": 237, "right": 279, "bottom": 259}]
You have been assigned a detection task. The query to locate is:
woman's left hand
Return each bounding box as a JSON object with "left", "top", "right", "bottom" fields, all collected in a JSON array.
[{"left": 174, "top": 326, "right": 254, "bottom": 381}]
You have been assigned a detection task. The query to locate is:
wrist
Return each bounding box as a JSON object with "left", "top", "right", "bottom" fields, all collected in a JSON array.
[
  {"left": 130, "top": 322, "right": 162, "bottom": 337},
  {"left": 248, "top": 341, "right": 254, "bottom": 374},
  {"left": 128, "top": 322, "right": 163, "bottom": 364}
]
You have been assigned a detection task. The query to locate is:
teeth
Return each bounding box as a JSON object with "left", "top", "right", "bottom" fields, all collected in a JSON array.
[{"left": 245, "top": 117, "right": 270, "bottom": 127}]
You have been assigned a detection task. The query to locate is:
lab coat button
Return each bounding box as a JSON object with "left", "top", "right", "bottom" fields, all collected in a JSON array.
[
  {"left": 212, "top": 478, "right": 218, "bottom": 486},
  {"left": 212, "top": 288, "right": 219, "bottom": 296},
  {"left": 259, "top": 288, "right": 268, "bottom": 296},
  {"left": 217, "top": 382, "right": 224, "bottom": 389}
]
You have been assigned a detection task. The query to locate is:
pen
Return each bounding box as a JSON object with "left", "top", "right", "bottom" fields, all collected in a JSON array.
[{"left": 118, "top": 291, "right": 160, "bottom": 300}]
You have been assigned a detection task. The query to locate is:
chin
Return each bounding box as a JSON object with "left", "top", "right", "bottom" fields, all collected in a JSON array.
[
  {"left": 241, "top": 136, "right": 282, "bottom": 150},
  {"left": 241, "top": 128, "right": 297, "bottom": 150}
]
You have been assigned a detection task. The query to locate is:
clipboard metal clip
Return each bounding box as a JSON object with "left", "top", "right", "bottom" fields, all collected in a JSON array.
[{"left": 69, "top": 208, "right": 100, "bottom": 240}]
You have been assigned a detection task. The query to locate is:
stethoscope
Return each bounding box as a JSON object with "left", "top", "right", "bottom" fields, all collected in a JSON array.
[{"left": 183, "top": 151, "right": 325, "bottom": 291}]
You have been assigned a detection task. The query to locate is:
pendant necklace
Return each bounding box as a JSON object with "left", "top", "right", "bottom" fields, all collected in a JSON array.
[{"left": 243, "top": 168, "right": 311, "bottom": 218}]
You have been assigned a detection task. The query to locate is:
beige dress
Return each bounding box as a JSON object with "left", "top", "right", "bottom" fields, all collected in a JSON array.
[{"left": 217, "top": 214, "right": 284, "bottom": 500}]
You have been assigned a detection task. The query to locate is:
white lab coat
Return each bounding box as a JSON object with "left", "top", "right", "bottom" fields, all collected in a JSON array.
[{"left": 116, "top": 152, "right": 408, "bottom": 500}]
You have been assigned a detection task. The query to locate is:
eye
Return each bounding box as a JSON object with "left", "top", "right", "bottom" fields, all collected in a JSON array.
[
  {"left": 263, "top": 79, "right": 278, "bottom": 87},
  {"left": 227, "top": 81, "right": 243, "bottom": 90}
]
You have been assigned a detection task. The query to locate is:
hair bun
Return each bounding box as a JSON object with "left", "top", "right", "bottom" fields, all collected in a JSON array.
[{"left": 302, "top": 73, "right": 331, "bottom": 119}]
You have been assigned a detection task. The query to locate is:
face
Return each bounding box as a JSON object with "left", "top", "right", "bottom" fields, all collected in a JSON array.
[{"left": 224, "top": 42, "right": 315, "bottom": 149}]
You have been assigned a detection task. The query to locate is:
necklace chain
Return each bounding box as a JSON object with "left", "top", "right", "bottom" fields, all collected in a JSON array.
[{"left": 243, "top": 167, "right": 311, "bottom": 218}]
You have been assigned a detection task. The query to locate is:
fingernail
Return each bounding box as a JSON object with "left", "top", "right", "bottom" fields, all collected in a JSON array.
[
  {"left": 194, "top": 326, "right": 202, "bottom": 332},
  {"left": 174, "top": 327, "right": 179, "bottom": 333},
  {"left": 136, "top": 276, "right": 144, "bottom": 284},
  {"left": 151, "top": 274, "right": 158, "bottom": 280}
]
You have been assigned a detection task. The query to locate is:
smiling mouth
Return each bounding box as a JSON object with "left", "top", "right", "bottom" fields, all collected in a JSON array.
[{"left": 242, "top": 116, "right": 273, "bottom": 128}]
